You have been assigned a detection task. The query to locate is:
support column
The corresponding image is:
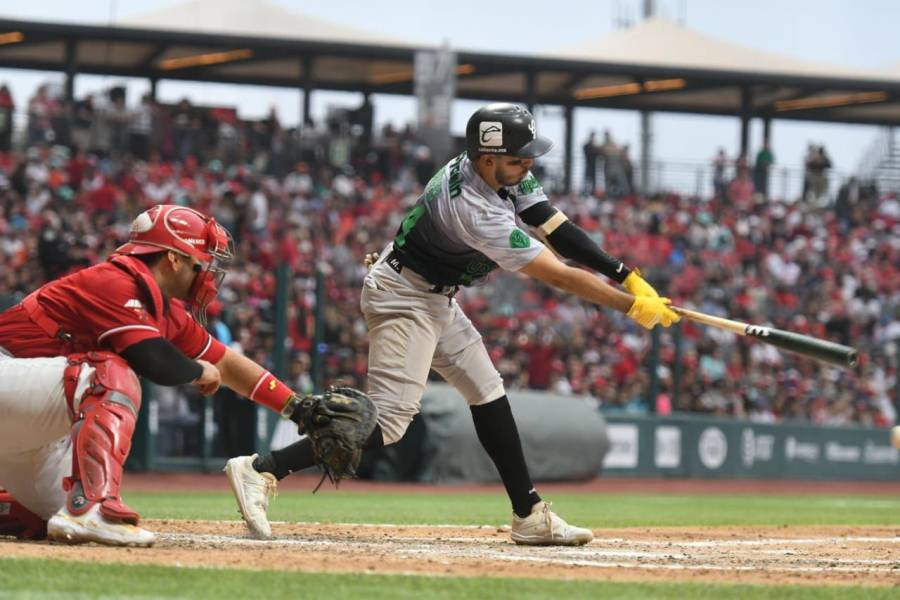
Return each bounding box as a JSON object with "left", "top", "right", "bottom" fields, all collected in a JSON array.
[
  {"left": 563, "top": 104, "right": 574, "bottom": 194},
  {"left": 148, "top": 77, "right": 158, "bottom": 100},
  {"left": 301, "top": 55, "right": 313, "bottom": 127},
  {"left": 739, "top": 87, "right": 752, "bottom": 158},
  {"left": 525, "top": 70, "right": 536, "bottom": 114},
  {"left": 62, "top": 38, "right": 77, "bottom": 147},
  {"left": 640, "top": 110, "right": 652, "bottom": 196},
  {"left": 64, "top": 38, "right": 76, "bottom": 103},
  {"left": 762, "top": 117, "right": 771, "bottom": 146},
  {"left": 639, "top": 0, "right": 656, "bottom": 196}
]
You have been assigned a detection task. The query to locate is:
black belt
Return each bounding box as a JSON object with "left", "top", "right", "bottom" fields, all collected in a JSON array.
[{"left": 385, "top": 250, "right": 459, "bottom": 298}]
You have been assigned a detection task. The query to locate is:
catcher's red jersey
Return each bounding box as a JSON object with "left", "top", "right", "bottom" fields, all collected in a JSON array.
[{"left": 0, "top": 255, "right": 225, "bottom": 362}]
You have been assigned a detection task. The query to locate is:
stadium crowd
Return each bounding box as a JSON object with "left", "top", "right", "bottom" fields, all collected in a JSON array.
[{"left": 0, "top": 84, "right": 897, "bottom": 434}]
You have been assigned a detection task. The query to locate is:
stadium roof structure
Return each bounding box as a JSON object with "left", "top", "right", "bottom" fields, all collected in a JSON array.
[
  {"left": 540, "top": 17, "right": 900, "bottom": 127},
  {"left": 0, "top": 6, "right": 897, "bottom": 127},
  {"left": 1, "top": 5, "right": 899, "bottom": 191}
]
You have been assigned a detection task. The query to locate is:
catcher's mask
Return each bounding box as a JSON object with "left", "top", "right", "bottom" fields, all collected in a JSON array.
[{"left": 114, "top": 204, "right": 234, "bottom": 324}]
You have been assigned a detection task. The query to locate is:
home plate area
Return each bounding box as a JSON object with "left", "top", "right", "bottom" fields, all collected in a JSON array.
[{"left": 5, "top": 521, "right": 896, "bottom": 587}]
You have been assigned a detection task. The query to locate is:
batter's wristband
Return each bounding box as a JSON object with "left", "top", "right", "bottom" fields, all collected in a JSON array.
[{"left": 248, "top": 371, "right": 294, "bottom": 414}]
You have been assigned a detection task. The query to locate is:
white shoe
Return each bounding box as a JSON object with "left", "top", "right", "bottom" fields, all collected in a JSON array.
[
  {"left": 224, "top": 454, "right": 277, "bottom": 539},
  {"left": 510, "top": 501, "right": 593, "bottom": 546},
  {"left": 47, "top": 503, "right": 155, "bottom": 547}
]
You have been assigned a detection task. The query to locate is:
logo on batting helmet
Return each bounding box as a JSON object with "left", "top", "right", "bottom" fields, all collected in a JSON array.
[{"left": 465, "top": 103, "right": 552, "bottom": 160}]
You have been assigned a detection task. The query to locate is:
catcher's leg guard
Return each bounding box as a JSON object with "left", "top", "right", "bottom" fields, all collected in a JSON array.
[
  {"left": 0, "top": 489, "right": 47, "bottom": 540},
  {"left": 61, "top": 352, "right": 142, "bottom": 524}
]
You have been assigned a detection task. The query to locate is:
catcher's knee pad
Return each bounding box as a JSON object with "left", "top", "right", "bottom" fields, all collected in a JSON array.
[
  {"left": 63, "top": 352, "right": 142, "bottom": 524},
  {"left": 0, "top": 489, "right": 48, "bottom": 540}
]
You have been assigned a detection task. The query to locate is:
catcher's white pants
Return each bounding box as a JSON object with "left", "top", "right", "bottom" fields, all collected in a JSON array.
[
  {"left": 0, "top": 349, "right": 93, "bottom": 518},
  {"left": 361, "top": 254, "right": 504, "bottom": 446}
]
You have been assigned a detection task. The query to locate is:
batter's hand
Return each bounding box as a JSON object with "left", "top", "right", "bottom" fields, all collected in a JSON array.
[
  {"left": 193, "top": 359, "right": 221, "bottom": 395},
  {"left": 364, "top": 251, "right": 380, "bottom": 271},
  {"left": 622, "top": 269, "right": 659, "bottom": 298},
  {"left": 627, "top": 296, "right": 680, "bottom": 329}
]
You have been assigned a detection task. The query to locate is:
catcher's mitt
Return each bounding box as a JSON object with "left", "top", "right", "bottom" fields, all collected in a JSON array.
[{"left": 287, "top": 387, "right": 377, "bottom": 492}]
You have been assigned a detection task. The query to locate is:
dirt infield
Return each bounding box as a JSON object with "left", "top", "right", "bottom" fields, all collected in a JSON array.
[
  {"left": 3, "top": 521, "right": 898, "bottom": 587},
  {"left": 4, "top": 477, "right": 898, "bottom": 587}
]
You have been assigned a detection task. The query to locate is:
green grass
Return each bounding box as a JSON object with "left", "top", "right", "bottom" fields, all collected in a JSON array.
[
  {"left": 0, "top": 558, "right": 895, "bottom": 600},
  {"left": 125, "top": 490, "right": 900, "bottom": 528}
]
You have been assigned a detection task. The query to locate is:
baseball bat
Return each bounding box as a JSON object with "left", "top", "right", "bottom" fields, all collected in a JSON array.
[{"left": 670, "top": 306, "right": 858, "bottom": 368}]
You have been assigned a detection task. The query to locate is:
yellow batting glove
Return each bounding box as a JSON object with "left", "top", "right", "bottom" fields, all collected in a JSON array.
[
  {"left": 622, "top": 268, "right": 660, "bottom": 298},
  {"left": 627, "top": 296, "right": 680, "bottom": 330}
]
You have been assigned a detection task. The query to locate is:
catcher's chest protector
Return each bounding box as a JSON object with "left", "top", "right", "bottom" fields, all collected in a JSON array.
[{"left": 63, "top": 351, "right": 143, "bottom": 524}]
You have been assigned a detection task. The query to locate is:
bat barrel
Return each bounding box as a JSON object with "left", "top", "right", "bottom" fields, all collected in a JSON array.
[{"left": 744, "top": 326, "right": 858, "bottom": 368}]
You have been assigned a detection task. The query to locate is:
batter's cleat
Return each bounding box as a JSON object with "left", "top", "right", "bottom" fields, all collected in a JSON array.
[
  {"left": 47, "top": 504, "right": 155, "bottom": 547},
  {"left": 510, "top": 501, "right": 593, "bottom": 546},
  {"left": 225, "top": 454, "right": 277, "bottom": 539}
]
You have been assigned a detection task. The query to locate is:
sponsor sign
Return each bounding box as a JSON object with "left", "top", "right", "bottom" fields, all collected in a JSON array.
[
  {"left": 654, "top": 425, "right": 681, "bottom": 468},
  {"left": 603, "top": 424, "right": 639, "bottom": 468},
  {"left": 741, "top": 428, "right": 775, "bottom": 468},
  {"left": 415, "top": 46, "right": 456, "bottom": 163},
  {"left": 698, "top": 427, "right": 727, "bottom": 470}
]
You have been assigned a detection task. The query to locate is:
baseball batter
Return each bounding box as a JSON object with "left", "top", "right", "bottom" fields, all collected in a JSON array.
[
  {"left": 227, "top": 104, "right": 678, "bottom": 546},
  {"left": 0, "top": 204, "right": 373, "bottom": 546}
]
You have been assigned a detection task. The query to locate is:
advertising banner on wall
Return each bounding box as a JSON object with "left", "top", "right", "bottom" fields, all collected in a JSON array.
[{"left": 601, "top": 415, "right": 899, "bottom": 481}]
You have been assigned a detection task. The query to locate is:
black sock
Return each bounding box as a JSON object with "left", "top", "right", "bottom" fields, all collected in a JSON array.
[
  {"left": 365, "top": 423, "right": 385, "bottom": 450},
  {"left": 252, "top": 424, "right": 385, "bottom": 480},
  {"left": 470, "top": 396, "right": 541, "bottom": 518},
  {"left": 253, "top": 438, "right": 315, "bottom": 480}
]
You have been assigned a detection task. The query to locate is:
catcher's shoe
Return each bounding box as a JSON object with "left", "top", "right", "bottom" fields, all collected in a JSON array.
[
  {"left": 510, "top": 501, "right": 593, "bottom": 546},
  {"left": 225, "top": 454, "right": 277, "bottom": 539},
  {"left": 47, "top": 503, "right": 155, "bottom": 547}
]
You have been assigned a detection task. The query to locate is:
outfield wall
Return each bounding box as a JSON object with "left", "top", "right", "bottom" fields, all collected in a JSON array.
[
  {"left": 362, "top": 384, "right": 900, "bottom": 483},
  {"left": 601, "top": 414, "right": 899, "bottom": 480},
  {"left": 128, "top": 381, "right": 900, "bottom": 482}
]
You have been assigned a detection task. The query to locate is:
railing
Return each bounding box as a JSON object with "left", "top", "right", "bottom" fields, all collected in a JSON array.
[
  {"left": 542, "top": 154, "right": 852, "bottom": 202},
  {"left": 857, "top": 127, "right": 894, "bottom": 177},
  {"left": 857, "top": 127, "right": 900, "bottom": 195}
]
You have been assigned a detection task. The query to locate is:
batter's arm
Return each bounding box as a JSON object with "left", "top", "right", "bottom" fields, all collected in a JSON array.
[
  {"left": 520, "top": 247, "right": 633, "bottom": 313},
  {"left": 518, "top": 202, "right": 631, "bottom": 283},
  {"left": 520, "top": 248, "right": 679, "bottom": 329}
]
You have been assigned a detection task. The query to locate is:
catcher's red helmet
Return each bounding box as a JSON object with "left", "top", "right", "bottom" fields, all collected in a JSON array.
[{"left": 115, "top": 204, "right": 234, "bottom": 323}]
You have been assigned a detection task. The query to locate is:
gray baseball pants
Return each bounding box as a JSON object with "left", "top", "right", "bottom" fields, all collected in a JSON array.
[{"left": 360, "top": 254, "right": 505, "bottom": 445}]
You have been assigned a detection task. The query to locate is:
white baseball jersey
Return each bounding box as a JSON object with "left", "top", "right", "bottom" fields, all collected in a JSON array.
[
  {"left": 362, "top": 153, "right": 552, "bottom": 444},
  {"left": 391, "top": 153, "right": 546, "bottom": 286}
]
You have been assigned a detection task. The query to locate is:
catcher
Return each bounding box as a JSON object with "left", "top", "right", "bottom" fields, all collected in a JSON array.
[{"left": 0, "top": 204, "right": 375, "bottom": 546}]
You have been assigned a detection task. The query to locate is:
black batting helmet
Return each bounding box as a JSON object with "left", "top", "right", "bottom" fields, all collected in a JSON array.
[{"left": 465, "top": 103, "right": 553, "bottom": 160}]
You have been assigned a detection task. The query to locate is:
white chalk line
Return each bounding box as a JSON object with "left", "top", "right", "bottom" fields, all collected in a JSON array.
[
  {"left": 171, "top": 520, "right": 900, "bottom": 545},
  {"left": 593, "top": 536, "right": 900, "bottom": 547},
  {"left": 157, "top": 532, "right": 900, "bottom": 574},
  {"left": 157, "top": 519, "right": 498, "bottom": 530},
  {"left": 490, "top": 554, "right": 900, "bottom": 574}
]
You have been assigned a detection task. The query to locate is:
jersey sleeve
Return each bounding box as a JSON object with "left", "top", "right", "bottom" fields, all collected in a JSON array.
[
  {"left": 86, "top": 280, "right": 164, "bottom": 353},
  {"left": 166, "top": 301, "right": 227, "bottom": 363},
  {"left": 454, "top": 199, "right": 543, "bottom": 272},
  {"left": 511, "top": 172, "right": 550, "bottom": 213}
]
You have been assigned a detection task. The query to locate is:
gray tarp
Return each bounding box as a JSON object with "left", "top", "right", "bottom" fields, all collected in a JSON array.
[{"left": 412, "top": 383, "right": 609, "bottom": 484}]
